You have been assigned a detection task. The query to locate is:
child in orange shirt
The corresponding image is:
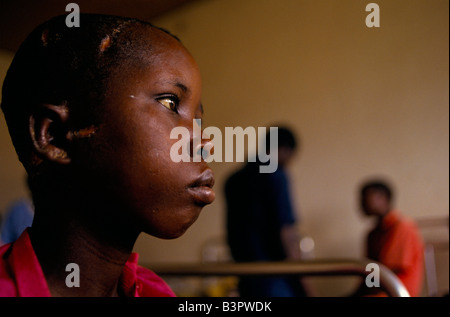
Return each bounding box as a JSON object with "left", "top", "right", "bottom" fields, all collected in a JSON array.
[{"left": 353, "top": 179, "right": 424, "bottom": 297}]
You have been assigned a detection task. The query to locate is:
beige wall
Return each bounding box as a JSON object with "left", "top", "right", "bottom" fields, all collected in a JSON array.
[
  {"left": 0, "top": 0, "right": 448, "bottom": 296},
  {"left": 136, "top": 0, "right": 449, "bottom": 295}
]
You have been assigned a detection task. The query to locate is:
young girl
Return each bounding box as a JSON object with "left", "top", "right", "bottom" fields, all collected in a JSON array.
[{"left": 0, "top": 13, "right": 215, "bottom": 297}]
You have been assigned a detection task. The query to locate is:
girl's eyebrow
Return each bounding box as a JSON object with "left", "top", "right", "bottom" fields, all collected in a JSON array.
[
  {"left": 154, "top": 80, "right": 189, "bottom": 93},
  {"left": 175, "top": 82, "right": 188, "bottom": 93}
]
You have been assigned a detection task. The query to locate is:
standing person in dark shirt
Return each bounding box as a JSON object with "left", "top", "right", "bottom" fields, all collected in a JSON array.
[{"left": 225, "top": 126, "right": 307, "bottom": 297}]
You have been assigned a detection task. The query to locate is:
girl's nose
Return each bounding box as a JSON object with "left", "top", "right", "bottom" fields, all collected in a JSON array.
[{"left": 190, "top": 119, "right": 214, "bottom": 162}]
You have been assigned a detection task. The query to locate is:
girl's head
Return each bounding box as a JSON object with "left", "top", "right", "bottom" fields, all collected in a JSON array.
[{"left": 1, "top": 14, "right": 215, "bottom": 239}]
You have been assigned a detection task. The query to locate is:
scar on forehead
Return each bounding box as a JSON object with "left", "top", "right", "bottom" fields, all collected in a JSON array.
[
  {"left": 41, "top": 28, "right": 49, "bottom": 47},
  {"left": 99, "top": 22, "right": 133, "bottom": 54},
  {"left": 99, "top": 35, "right": 112, "bottom": 53}
]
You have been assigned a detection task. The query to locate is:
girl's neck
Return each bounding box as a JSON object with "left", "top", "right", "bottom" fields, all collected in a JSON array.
[{"left": 29, "top": 207, "right": 139, "bottom": 297}]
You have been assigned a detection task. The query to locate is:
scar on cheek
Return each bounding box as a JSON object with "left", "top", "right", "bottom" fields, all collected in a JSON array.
[
  {"left": 99, "top": 35, "right": 112, "bottom": 53},
  {"left": 67, "top": 125, "right": 99, "bottom": 140}
]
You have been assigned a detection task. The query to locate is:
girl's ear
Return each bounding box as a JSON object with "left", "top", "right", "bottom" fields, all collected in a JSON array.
[{"left": 29, "top": 103, "right": 71, "bottom": 164}]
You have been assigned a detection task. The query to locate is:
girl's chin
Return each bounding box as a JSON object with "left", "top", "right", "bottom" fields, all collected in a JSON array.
[
  {"left": 146, "top": 228, "right": 189, "bottom": 240},
  {"left": 144, "top": 218, "right": 199, "bottom": 240},
  {"left": 139, "top": 205, "right": 202, "bottom": 239}
]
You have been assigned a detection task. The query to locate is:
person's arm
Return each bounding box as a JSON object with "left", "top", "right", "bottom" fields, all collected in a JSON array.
[
  {"left": 280, "top": 224, "right": 301, "bottom": 260},
  {"left": 272, "top": 171, "right": 318, "bottom": 296},
  {"left": 270, "top": 170, "right": 300, "bottom": 259}
]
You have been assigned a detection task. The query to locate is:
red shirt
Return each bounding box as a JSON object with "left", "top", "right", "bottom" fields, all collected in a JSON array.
[
  {"left": 0, "top": 229, "right": 175, "bottom": 297},
  {"left": 367, "top": 210, "right": 425, "bottom": 297}
]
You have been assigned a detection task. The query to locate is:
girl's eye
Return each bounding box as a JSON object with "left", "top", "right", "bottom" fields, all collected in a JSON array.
[{"left": 157, "top": 97, "right": 178, "bottom": 112}]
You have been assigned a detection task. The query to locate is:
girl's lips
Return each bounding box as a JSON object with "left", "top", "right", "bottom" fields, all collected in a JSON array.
[
  {"left": 187, "top": 186, "right": 215, "bottom": 206},
  {"left": 187, "top": 168, "right": 215, "bottom": 205},
  {"left": 189, "top": 168, "right": 215, "bottom": 188}
]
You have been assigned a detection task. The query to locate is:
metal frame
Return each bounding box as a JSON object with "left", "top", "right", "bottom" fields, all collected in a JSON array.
[{"left": 148, "top": 258, "right": 410, "bottom": 297}]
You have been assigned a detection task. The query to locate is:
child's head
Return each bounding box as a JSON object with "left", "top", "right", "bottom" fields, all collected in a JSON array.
[
  {"left": 2, "top": 14, "right": 214, "bottom": 239},
  {"left": 360, "top": 180, "right": 393, "bottom": 217}
]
